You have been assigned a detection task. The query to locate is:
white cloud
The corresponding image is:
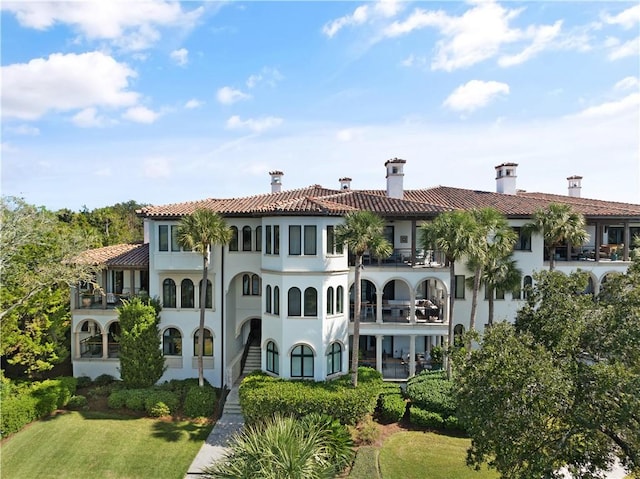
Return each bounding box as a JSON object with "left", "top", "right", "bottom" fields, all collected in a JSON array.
[
  {"left": 2, "top": 1, "right": 204, "bottom": 51},
  {"left": 602, "top": 4, "right": 640, "bottom": 30},
  {"left": 122, "top": 106, "right": 160, "bottom": 124},
  {"left": 6, "top": 124, "right": 40, "bottom": 136},
  {"left": 443, "top": 80, "right": 510, "bottom": 113},
  {"left": 72, "top": 107, "right": 111, "bottom": 128},
  {"left": 572, "top": 93, "right": 640, "bottom": 119},
  {"left": 216, "top": 86, "right": 251, "bottom": 105},
  {"left": 184, "top": 99, "right": 202, "bottom": 109},
  {"left": 170, "top": 48, "right": 188, "bottom": 66},
  {"left": 336, "top": 128, "right": 365, "bottom": 142},
  {"left": 322, "top": 0, "right": 401, "bottom": 37},
  {"left": 1, "top": 52, "right": 139, "bottom": 120},
  {"left": 614, "top": 76, "right": 639, "bottom": 91},
  {"left": 246, "top": 67, "right": 284, "bottom": 88},
  {"left": 608, "top": 36, "right": 640, "bottom": 60},
  {"left": 498, "top": 21, "right": 562, "bottom": 67},
  {"left": 143, "top": 157, "right": 171, "bottom": 179},
  {"left": 226, "top": 115, "right": 283, "bottom": 133}
]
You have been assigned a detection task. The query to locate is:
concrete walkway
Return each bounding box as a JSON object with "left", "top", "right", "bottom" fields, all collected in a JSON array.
[{"left": 184, "top": 385, "right": 244, "bottom": 479}]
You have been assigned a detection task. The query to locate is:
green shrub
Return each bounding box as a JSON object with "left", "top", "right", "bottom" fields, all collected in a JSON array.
[
  {"left": 1, "top": 394, "right": 39, "bottom": 437},
  {"left": 406, "top": 370, "right": 456, "bottom": 418},
  {"left": 378, "top": 390, "right": 407, "bottom": 423},
  {"left": 444, "top": 415, "right": 463, "bottom": 431},
  {"left": 124, "top": 389, "right": 147, "bottom": 411},
  {"left": 144, "top": 390, "right": 179, "bottom": 415},
  {"left": 94, "top": 374, "right": 116, "bottom": 386},
  {"left": 76, "top": 376, "right": 92, "bottom": 389},
  {"left": 107, "top": 390, "right": 128, "bottom": 409},
  {"left": 184, "top": 385, "right": 218, "bottom": 418},
  {"left": 159, "top": 378, "right": 202, "bottom": 401},
  {"left": 409, "top": 406, "right": 444, "bottom": 429},
  {"left": 149, "top": 402, "right": 171, "bottom": 417},
  {"left": 67, "top": 395, "right": 88, "bottom": 409}
]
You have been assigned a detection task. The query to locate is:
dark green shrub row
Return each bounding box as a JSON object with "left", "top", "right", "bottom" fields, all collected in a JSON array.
[
  {"left": 406, "top": 370, "right": 456, "bottom": 418},
  {"left": 183, "top": 384, "right": 217, "bottom": 418},
  {"left": 0, "top": 377, "right": 77, "bottom": 438},
  {"left": 377, "top": 383, "right": 406, "bottom": 423},
  {"left": 107, "top": 388, "right": 180, "bottom": 415},
  {"left": 67, "top": 395, "right": 88, "bottom": 409},
  {"left": 408, "top": 406, "right": 463, "bottom": 431},
  {"left": 158, "top": 378, "right": 202, "bottom": 402},
  {"left": 239, "top": 368, "right": 383, "bottom": 426}
]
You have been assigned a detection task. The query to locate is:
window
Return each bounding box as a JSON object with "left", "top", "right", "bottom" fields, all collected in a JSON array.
[
  {"left": 274, "top": 226, "right": 280, "bottom": 255},
  {"left": 108, "top": 322, "right": 120, "bottom": 358},
  {"left": 266, "top": 341, "right": 279, "bottom": 374},
  {"left": 454, "top": 324, "right": 465, "bottom": 347},
  {"left": 251, "top": 274, "right": 260, "bottom": 296},
  {"left": 327, "top": 225, "right": 335, "bottom": 255},
  {"left": 512, "top": 284, "right": 521, "bottom": 300},
  {"left": 454, "top": 275, "right": 466, "bottom": 299},
  {"left": 274, "top": 286, "right": 280, "bottom": 315},
  {"left": 495, "top": 288, "right": 505, "bottom": 300},
  {"left": 266, "top": 226, "right": 272, "bottom": 254},
  {"left": 288, "top": 287, "right": 301, "bottom": 316},
  {"left": 304, "top": 287, "right": 317, "bottom": 316},
  {"left": 242, "top": 226, "right": 252, "bottom": 251},
  {"left": 336, "top": 286, "right": 344, "bottom": 313},
  {"left": 523, "top": 276, "right": 533, "bottom": 299},
  {"left": 255, "top": 226, "right": 262, "bottom": 252},
  {"left": 291, "top": 344, "right": 314, "bottom": 378},
  {"left": 304, "top": 225, "right": 317, "bottom": 255},
  {"left": 326, "top": 342, "right": 342, "bottom": 375},
  {"left": 484, "top": 286, "right": 492, "bottom": 300},
  {"left": 163, "top": 279, "right": 176, "bottom": 308},
  {"left": 289, "top": 225, "right": 301, "bottom": 255},
  {"left": 266, "top": 285, "right": 272, "bottom": 313},
  {"left": 193, "top": 329, "right": 213, "bottom": 356},
  {"left": 199, "top": 279, "right": 212, "bottom": 308},
  {"left": 327, "top": 287, "right": 334, "bottom": 315},
  {"left": 513, "top": 227, "right": 532, "bottom": 251},
  {"left": 112, "top": 270, "right": 124, "bottom": 294},
  {"left": 181, "top": 279, "right": 194, "bottom": 308},
  {"left": 229, "top": 227, "right": 238, "bottom": 251},
  {"left": 171, "top": 225, "right": 180, "bottom": 252},
  {"left": 243, "top": 274, "right": 251, "bottom": 296},
  {"left": 163, "top": 328, "right": 182, "bottom": 356},
  {"left": 159, "top": 225, "right": 169, "bottom": 251}
]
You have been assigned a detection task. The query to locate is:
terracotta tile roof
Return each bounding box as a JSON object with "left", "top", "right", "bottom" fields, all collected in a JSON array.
[
  {"left": 137, "top": 184, "right": 640, "bottom": 220},
  {"left": 76, "top": 243, "right": 149, "bottom": 268}
]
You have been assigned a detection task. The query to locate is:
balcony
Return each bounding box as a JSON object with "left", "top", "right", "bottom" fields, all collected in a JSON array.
[
  {"left": 75, "top": 289, "right": 144, "bottom": 310},
  {"left": 351, "top": 299, "right": 444, "bottom": 324},
  {"left": 351, "top": 249, "right": 448, "bottom": 268}
]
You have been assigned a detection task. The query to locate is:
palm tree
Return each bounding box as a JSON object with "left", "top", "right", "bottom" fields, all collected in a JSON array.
[
  {"left": 524, "top": 203, "right": 588, "bottom": 271},
  {"left": 420, "top": 210, "right": 475, "bottom": 378},
  {"left": 479, "top": 254, "right": 522, "bottom": 327},
  {"left": 177, "top": 208, "right": 232, "bottom": 387},
  {"left": 335, "top": 211, "right": 392, "bottom": 387}
]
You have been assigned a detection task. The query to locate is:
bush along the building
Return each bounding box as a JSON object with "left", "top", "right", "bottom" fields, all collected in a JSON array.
[
  {"left": 376, "top": 382, "right": 406, "bottom": 423},
  {"left": 405, "top": 370, "right": 463, "bottom": 431}
]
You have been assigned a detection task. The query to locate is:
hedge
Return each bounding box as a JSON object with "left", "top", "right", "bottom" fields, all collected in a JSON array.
[
  {"left": 107, "top": 388, "right": 180, "bottom": 415},
  {"left": 377, "top": 383, "right": 406, "bottom": 423},
  {"left": 405, "top": 370, "right": 456, "bottom": 418},
  {"left": 183, "top": 384, "right": 217, "bottom": 418},
  {"left": 409, "top": 406, "right": 444, "bottom": 429},
  {"left": 239, "top": 368, "right": 383, "bottom": 426}
]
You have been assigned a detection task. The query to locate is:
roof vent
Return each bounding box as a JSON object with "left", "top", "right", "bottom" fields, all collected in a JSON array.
[
  {"left": 270, "top": 170, "right": 283, "bottom": 193},
  {"left": 567, "top": 175, "right": 582, "bottom": 198},
  {"left": 339, "top": 177, "right": 352, "bottom": 191}
]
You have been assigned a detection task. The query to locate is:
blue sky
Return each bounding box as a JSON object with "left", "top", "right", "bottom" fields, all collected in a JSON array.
[{"left": 2, "top": 1, "right": 639, "bottom": 211}]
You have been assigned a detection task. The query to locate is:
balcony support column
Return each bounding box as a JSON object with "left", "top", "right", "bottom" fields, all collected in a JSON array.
[
  {"left": 376, "top": 291, "right": 383, "bottom": 324},
  {"left": 102, "top": 332, "right": 109, "bottom": 359},
  {"left": 623, "top": 221, "right": 630, "bottom": 261},
  {"left": 375, "top": 335, "right": 383, "bottom": 374},
  {"left": 409, "top": 335, "right": 416, "bottom": 377}
]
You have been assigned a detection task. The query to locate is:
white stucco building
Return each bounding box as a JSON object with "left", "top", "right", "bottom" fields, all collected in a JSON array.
[{"left": 71, "top": 160, "right": 640, "bottom": 387}]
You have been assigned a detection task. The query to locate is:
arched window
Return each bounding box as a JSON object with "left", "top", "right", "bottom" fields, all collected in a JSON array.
[
  {"left": 181, "top": 279, "right": 194, "bottom": 308},
  {"left": 336, "top": 286, "right": 344, "bottom": 313},
  {"left": 274, "top": 286, "right": 280, "bottom": 315},
  {"left": 193, "top": 328, "right": 213, "bottom": 357},
  {"left": 266, "top": 341, "right": 279, "bottom": 374},
  {"left": 255, "top": 226, "right": 262, "bottom": 252},
  {"left": 108, "top": 322, "right": 121, "bottom": 358},
  {"left": 326, "top": 342, "right": 342, "bottom": 375},
  {"left": 229, "top": 226, "right": 238, "bottom": 251},
  {"left": 291, "top": 344, "right": 314, "bottom": 378},
  {"left": 288, "top": 287, "right": 301, "bottom": 316},
  {"left": 199, "top": 279, "right": 212, "bottom": 308},
  {"left": 304, "top": 287, "right": 317, "bottom": 317},
  {"left": 326, "top": 287, "right": 334, "bottom": 315},
  {"left": 523, "top": 275, "right": 533, "bottom": 299},
  {"left": 243, "top": 274, "right": 251, "bottom": 295},
  {"left": 163, "top": 278, "right": 176, "bottom": 308},
  {"left": 266, "top": 285, "right": 272, "bottom": 313},
  {"left": 163, "top": 328, "right": 182, "bottom": 356},
  {"left": 79, "top": 320, "right": 102, "bottom": 358},
  {"left": 242, "top": 226, "right": 252, "bottom": 251},
  {"left": 454, "top": 324, "right": 465, "bottom": 347},
  {"left": 251, "top": 274, "right": 260, "bottom": 296}
]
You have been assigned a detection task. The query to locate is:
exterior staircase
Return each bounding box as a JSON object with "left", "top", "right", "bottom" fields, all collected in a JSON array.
[
  {"left": 242, "top": 344, "right": 261, "bottom": 375},
  {"left": 223, "top": 386, "right": 243, "bottom": 415}
]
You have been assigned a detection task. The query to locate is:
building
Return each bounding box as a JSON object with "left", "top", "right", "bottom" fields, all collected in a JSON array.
[{"left": 71, "top": 161, "right": 640, "bottom": 387}]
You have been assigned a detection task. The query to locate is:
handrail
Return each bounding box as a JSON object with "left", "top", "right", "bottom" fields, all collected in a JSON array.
[{"left": 240, "top": 329, "right": 256, "bottom": 374}]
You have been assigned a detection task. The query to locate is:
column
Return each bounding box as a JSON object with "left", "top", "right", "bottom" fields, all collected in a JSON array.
[
  {"left": 376, "top": 291, "right": 384, "bottom": 324},
  {"left": 102, "top": 270, "right": 108, "bottom": 308},
  {"left": 595, "top": 222, "right": 601, "bottom": 262},
  {"left": 74, "top": 331, "right": 80, "bottom": 359},
  {"left": 409, "top": 335, "right": 416, "bottom": 377},
  {"left": 102, "top": 332, "right": 109, "bottom": 359},
  {"left": 409, "top": 289, "right": 416, "bottom": 324},
  {"left": 411, "top": 220, "right": 417, "bottom": 266},
  {"left": 129, "top": 270, "right": 135, "bottom": 296},
  {"left": 376, "top": 335, "right": 383, "bottom": 374},
  {"left": 623, "top": 221, "right": 630, "bottom": 261}
]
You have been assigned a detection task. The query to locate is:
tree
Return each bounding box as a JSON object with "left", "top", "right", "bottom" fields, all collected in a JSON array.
[
  {"left": 1, "top": 196, "right": 98, "bottom": 376},
  {"left": 118, "top": 296, "right": 166, "bottom": 388},
  {"left": 481, "top": 255, "right": 521, "bottom": 326},
  {"left": 420, "top": 210, "right": 475, "bottom": 377},
  {"left": 177, "top": 209, "right": 232, "bottom": 387},
  {"left": 335, "top": 211, "right": 392, "bottom": 388},
  {"left": 457, "top": 261, "right": 640, "bottom": 478},
  {"left": 524, "top": 203, "right": 588, "bottom": 270}
]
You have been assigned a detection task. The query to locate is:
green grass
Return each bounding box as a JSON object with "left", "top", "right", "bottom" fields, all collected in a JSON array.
[
  {"left": 377, "top": 431, "right": 499, "bottom": 479},
  {"left": 348, "top": 446, "right": 380, "bottom": 479},
  {"left": 1, "top": 411, "right": 212, "bottom": 479}
]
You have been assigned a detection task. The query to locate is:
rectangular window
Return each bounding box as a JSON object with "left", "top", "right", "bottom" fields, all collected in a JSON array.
[
  {"left": 484, "top": 287, "right": 492, "bottom": 300},
  {"left": 454, "top": 275, "right": 466, "bottom": 299},
  {"left": 255, "top": 226, "right": 262, "bottom": 252},
  {"left": 513, "top": 227, "right": 532, "bottom": 251},
  {"left": 274, "top": 225, "right": 280, "bottom": 255},
  {"left": 289, "top": 225, "right": 301, "bottom": 255},
  {"left": 266, "top": 226, "right": 272, "bottom": 254},
  {"left": 159, "top": 225, "right": 169, "bottom": 251},
  {"left": 495, "top": 289, "right": 505, "bottom": 300},
  {"left": 304, "top": 225, "right": 316, "bottom": 255},
  {"left": 327, "top": 226, "right": 335, "bottom": 254},
  {"left": 171, "top": 225, "right": 180, "bottom": 252}
]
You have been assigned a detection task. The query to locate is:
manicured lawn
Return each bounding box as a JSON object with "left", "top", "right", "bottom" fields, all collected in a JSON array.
[
  {"left": 1, "top": 411, "right": 212, "bottom": 479},
  {"left": 376, "top": 431, "right": 499, "bottom": 479}
]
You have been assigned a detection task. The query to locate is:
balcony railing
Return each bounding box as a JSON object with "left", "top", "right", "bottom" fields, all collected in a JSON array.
[
  {"left": 350, "top": 300, "right": 444, "bottom": 324},
  {"left": 350, "top": 249, "right": 448, "bottom": 268},
  {"left": 76, "top": 289, "right": 144, "bottom": 310}
]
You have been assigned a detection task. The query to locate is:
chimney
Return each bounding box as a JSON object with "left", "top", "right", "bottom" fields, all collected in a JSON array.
[
  {"left": 567, "top": 175, "right": 582, "bottom": 198},
  {"left": 339, "top": 177, "right": 352, "bottom": 191},
  {"left": 385, "top": 158, "right": 406, "bottom": 199},
  {"left": 495, "top": 163, "right": 518, "bottom": 195},
  {"left": 270, "top": 170, "right": 283, "bottom": 193}
]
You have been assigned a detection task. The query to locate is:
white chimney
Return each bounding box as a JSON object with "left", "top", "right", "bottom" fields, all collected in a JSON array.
[
  {"left": 270, "top": 170, "right": 283, "bottom": 193},
  {"left": 567, "top": 175, "right": 582, "bottom": 198},
  {"left": 385, "top": 158, "right": 406, "bottom": 199},
  {"left": 495, "top": 163, "right": 518, "bottom": 195},
  {"left": 339, "top": 177, "right": 352, "bottom": 191}
]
